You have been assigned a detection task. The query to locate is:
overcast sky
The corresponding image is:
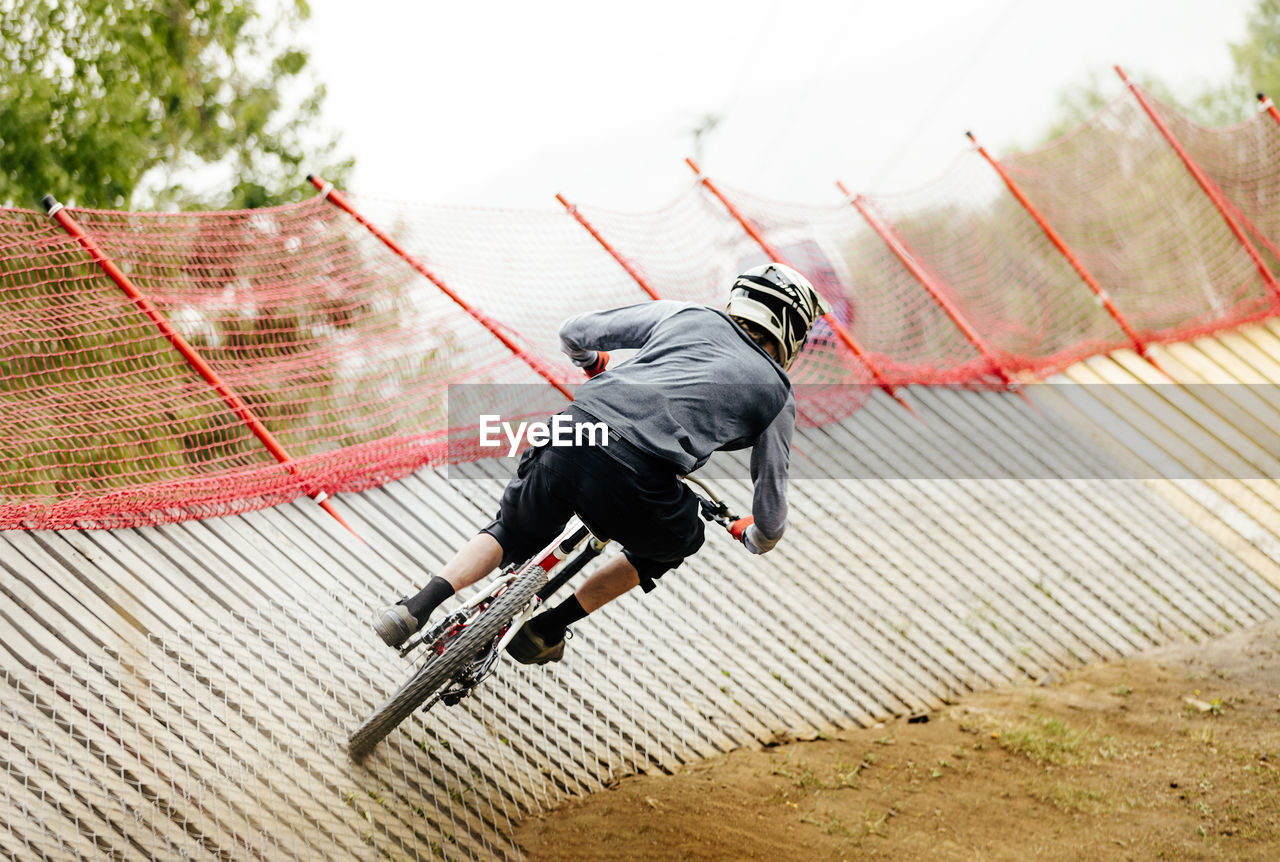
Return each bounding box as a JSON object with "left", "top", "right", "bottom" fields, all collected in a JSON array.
[{"left": 301, "top": 0, "right": 1259, "bottom": 210}]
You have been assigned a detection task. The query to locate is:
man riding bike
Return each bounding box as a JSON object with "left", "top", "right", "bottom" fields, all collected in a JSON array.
[{"left": 373, "top": 263, "right": 830, "bottom": 665}]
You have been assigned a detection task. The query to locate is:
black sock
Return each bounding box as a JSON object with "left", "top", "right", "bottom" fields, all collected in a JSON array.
[
  {"left": 402, "top": 576, "right": 455, "bottom": 623},
  {"left": 531, "top": 595, "right": 588, "bottom": 639}
]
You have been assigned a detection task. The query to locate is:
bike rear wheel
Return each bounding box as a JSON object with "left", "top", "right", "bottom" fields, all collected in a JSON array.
[{"left": 348, "top": 565, "right": 548, "bottom": 760}]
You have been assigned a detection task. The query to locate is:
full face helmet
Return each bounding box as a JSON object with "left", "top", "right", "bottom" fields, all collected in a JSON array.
[{"left": 726, "top": 263, "right": 831, "bottom": 370}]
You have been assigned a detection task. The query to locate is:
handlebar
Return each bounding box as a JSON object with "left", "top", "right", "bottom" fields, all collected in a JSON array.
[{"left": 683, "top": 474, "right": 741, "bottom": 529}]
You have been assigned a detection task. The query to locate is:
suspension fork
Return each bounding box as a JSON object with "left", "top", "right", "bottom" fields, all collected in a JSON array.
[
  {"left": 492, "top": 523, "right": 595, "bottom": 651},
  {"left": 538, "top": 535, "right": 609, "bottom": 601}
]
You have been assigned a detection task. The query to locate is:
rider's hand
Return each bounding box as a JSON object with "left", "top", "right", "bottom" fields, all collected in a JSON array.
[
  {"left": 731, "top": 516, "right": 771, "bottom": 554},
  {"left": 584, "top": 350, "right": 610, "bottom": 378}
]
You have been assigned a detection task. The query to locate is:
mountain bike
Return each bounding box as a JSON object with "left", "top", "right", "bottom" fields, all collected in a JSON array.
[{"left": 347, "top": 476, "right": 741, "bottom": 761}]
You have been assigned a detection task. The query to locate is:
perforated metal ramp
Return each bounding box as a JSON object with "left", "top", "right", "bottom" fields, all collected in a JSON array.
[{"left": 4, "top": 329, "right": 1280, "bottom": 860}]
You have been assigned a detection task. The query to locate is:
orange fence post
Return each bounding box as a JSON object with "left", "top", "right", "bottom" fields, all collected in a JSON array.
[
  {"left": 1258, "top": 91, "right": 1280, "bottom": 126},
  {"left": 684, "top": 158, "right": 917, "bottom": 416},
  {"left": 556, "top": 193, "right": 662, "bottom": 301},
  {"left": 308, "top": 174, "right": 574, "bottom": 401},
  {"left": 1245, "top": 92, "right": 1280, "bottom": 264},
  {"left": 1116, "top": 66, "right": 1280, "bottom": 305},
  {"left": 965, "top": 131, "right": 1164, "bottom": 373},
  {"left": 42, "top": 195, "right": 361, "bottom": 538},
  {"left": 840, "top": 183, "right": 1015, "bottom": 388}
]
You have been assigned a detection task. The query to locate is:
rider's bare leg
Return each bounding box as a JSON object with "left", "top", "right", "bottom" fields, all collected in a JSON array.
[
  {"left": 524, "top": 553, "right": 640, "bottom": 643},
  {"left": 437, "top": 532, "right": 504, "bottom": 592},
  {"left": 573, "top": 553, "right": 640, "bottom": 612},
  {"left": 400, "top": 532, "right": 504, "bottom": 624}
]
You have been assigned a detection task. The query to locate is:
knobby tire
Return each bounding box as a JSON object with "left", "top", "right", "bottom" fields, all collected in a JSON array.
[{"left": 348, "top": 566, "right": 548, "bottom": 760}]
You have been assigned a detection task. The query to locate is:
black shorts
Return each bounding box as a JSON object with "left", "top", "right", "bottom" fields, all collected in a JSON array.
[{"left": 481, "top": 417, "right": 704, "bottom": 592}]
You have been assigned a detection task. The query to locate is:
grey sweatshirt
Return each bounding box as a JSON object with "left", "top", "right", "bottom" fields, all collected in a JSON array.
[{"left": 559, "top": 300, "right": 795, "bottom": 554}]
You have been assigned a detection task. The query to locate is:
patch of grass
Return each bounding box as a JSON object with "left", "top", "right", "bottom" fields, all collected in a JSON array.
[
  {"left": 800, "top": 812, "right": 856, "bottom": 838},
  {"left": 768, "top": 751, "right": 821, "bottom": 790},
  {"left": 859, "top": 802, "right": 900, "bottom": 837},
  {"left": 773, "top": 755, "right": 872, "bottom": 792},
  {"left": 1030, "top": 781, "right": 1113, "bottom": 814},
  {"left": 831, "top": 759, "right": 865, "bottom": 788},
  {"left": 993, "top": 715, "right": 1117, "bottom": 766}
]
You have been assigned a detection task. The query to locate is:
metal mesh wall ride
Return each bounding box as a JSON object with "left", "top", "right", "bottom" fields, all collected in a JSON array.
[{"left": 5, "top": 326, "right": 1280, "bottom": 859}]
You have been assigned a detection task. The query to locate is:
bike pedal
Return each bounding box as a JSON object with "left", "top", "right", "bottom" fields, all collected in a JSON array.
[{"left": 397, "top": 637, "right": 423, "bottom": 659}]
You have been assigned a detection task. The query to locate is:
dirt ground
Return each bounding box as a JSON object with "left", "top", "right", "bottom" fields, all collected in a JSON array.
[{"left": 515, "top": 618, "right": 1280, "bottom": 861}]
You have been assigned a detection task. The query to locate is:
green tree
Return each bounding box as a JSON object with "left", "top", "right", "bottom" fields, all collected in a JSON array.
[
  {"left": 1233, "top": 0, "right": 1280, "bottom": 100},
  {"left": 1034, "top": 70, "right": 1211, "bottom": 145},
  {"left": 0, "top": 0, "right": 350, "bottom": 210},
  {"left": 1033, "top": 0, "right": 1280, "bottom": 143}
]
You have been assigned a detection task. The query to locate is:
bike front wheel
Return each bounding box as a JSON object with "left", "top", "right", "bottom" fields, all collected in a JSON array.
[{"left": 348, "top": 566, "right": 548, "bottom": 760}]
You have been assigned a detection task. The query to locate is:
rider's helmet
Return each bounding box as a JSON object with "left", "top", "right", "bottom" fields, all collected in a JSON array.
[{"left": 726, "top": 263, "right": 830, "bottom": 371}]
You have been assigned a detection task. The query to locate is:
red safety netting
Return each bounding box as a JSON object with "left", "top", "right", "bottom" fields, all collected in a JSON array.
[
  {"left": 0, "top": 199, "right": 565, "bottom": 529},
  {"left": 1150, "top": 93, "right": 1280, "bottom": 279},
  {"left": 3, "top": 84, "right": 1280, "bottom": 529},
  {"left": 545, "top": 188, "right": 875, "bottom": 424},
  {"left": 998, "top": 91, "right": 1278, "bottom": 345},
  {"left": 851, "top": 156, "right": 1132, "bottom": 379},
  {"left": 719, "top": 180, "right": 1004, "bottom": 385}
]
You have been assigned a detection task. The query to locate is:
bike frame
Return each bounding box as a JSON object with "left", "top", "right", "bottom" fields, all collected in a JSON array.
[
  {"left": 493, "top": 521, "right": 597, "bottom": 655},
  {"left": 397, "top": 481, "right": 736, "bottom": 712},
  {"left": 393, "top": 519, "right": 599, "bottom": 710}
]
